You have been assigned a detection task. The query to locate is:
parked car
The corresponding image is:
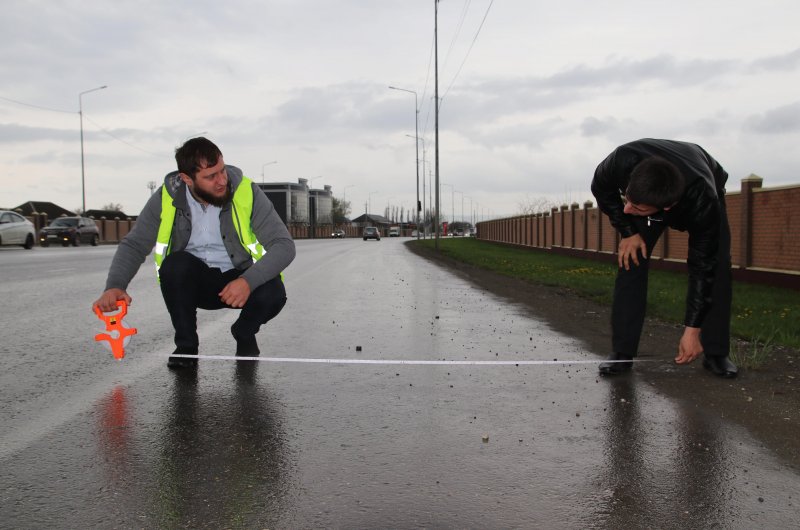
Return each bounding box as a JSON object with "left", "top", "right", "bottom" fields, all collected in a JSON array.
[
  {"left": 39, "top": 216, "right": 100, "bottom": 247},
  {"left": 363, "top": 226, "right": 381, "bottom": 241},
  {"left": 0, "top": 210, "right": 36, "bottom": 249},
  {"left": 331, "top": 229, "right": 345, "bottom": 238}
]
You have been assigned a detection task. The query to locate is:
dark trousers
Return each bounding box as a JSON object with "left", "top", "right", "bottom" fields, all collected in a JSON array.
[
  {"left": 159, "top": 251, "right": 287, "bottom": 351},
  {"left": 611, "top": 203, "right": 732, "bottom": 358}
]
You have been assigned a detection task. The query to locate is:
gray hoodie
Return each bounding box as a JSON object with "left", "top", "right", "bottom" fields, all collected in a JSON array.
[{"left": 104, "top": 165, "right": 295, "bottom": 291}]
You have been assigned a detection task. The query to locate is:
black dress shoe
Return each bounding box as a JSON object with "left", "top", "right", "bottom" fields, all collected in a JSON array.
[
  {"left": 598, "top": 353, "right": 633, "bottom": 375},
  {"left": 231, "top": 325, "right": 260, "bottom": 357},
  {"left": 702, "top": 356, "right": 738, "bottom": 378},
  {"left": 167, "top": 348, "right": 198, "bottom": 369}
]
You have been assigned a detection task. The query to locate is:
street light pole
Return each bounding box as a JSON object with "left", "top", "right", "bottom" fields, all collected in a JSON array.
[
  {"left": 79, "top": 85, "right": 107, "bottom": 213},
  {"left": 389, "top": 86, "right": 420, "bottom": 240},
  {"left": 261, "top": 160, "right": 278, "bottom": 183},
  {"left": 342, "top": 184, "right": 355, "bottom": 214},
  {"left": 434, "top": 0, "right": 440, "bottom": 249}
]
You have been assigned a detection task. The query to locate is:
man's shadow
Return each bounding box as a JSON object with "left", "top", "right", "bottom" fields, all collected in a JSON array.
[
  {"left": 151, "top": 361, "right": 292, "bottom": 528},
  {"left": 596, "top": 376, "right": 731, "bottom": 527}
]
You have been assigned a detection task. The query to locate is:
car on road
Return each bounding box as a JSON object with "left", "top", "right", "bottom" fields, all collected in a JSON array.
[
  {"left": 388, "top": 226, "right": 400, "bottom": 237},
  {"left": 363, "top": 226, "right": 381, "bottom": 241},
  {"left": 39, "top": 216, "right": 100, "bottom": 247},
  {"left": 0, "top": 210, "right": 36, "bottom": 249},
  {"left": 331, "top": 229, "right": 345, "bottom": 238},
  {"left": 454, "top": 228, "right": 464, "bottom": 236}
]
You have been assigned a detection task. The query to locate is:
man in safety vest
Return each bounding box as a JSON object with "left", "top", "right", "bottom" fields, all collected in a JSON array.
[{"left": 92, "top": 137, "right": 295, "bottom": 369}]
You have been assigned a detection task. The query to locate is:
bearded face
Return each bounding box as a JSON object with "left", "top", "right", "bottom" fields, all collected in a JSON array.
[{"left": 181, "top": 157, "right": 231, "bottom": 206}]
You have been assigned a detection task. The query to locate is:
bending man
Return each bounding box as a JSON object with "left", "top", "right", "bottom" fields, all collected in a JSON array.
[
  {"left": 591, "top": 138, "right": 736, "bottom": 378},
  {"left": 93, "top": 137, "right": 295, "bottom": 369}
]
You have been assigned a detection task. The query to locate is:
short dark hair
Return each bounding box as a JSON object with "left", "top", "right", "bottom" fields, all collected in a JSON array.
[
  {"left": 174, "top": 137, "right": 222, "bottom": 179},
  {"left": 626, "top": 156, "right": 685, "bottom": 208}
]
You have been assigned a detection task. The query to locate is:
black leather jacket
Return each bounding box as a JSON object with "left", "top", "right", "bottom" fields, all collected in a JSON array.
[{"left": 590, "top": 139, "right": 729, "bottom": 327}]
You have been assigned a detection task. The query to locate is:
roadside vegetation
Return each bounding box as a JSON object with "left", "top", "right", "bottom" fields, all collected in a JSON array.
[{"left": 412, "top": 238, "right": 800, "bottom": 357}]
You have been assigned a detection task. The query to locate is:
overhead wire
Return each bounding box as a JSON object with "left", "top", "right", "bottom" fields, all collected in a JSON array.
[
  {"left": 0, "top": 94, "right": 75, "bottom": 114},
  {"left": 440, "top": 0, "right": 495, "bottom": 108},
  {"left": 81, "top": 114, "right": 162, "bottom": 156}
]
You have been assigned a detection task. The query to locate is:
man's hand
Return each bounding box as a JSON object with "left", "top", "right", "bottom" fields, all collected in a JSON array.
[
  {"left": 219, "top": 277, "right": 251, "bottom": 308},
  {"left": 675, "top": 327, "right": 703, "bottom": 364},
  {"left": 93, "top": 288, "right": 132, "bottom": 313},
  {"left": 618, "top": 234, "right": 647, "bottom": 270}
]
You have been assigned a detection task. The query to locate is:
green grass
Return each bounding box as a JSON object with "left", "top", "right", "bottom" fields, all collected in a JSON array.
[{"left": 413, "top": 237, "right": 800, "bottom": 350}]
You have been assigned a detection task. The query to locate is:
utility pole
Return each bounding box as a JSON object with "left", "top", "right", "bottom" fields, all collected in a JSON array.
[{"left": 434, "top": 0, "right": 440, "bottom": 250}]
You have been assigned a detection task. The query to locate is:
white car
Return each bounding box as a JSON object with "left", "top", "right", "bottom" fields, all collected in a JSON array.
[{"left": 0, "top": 210, "right": 36, "bottom": 249}]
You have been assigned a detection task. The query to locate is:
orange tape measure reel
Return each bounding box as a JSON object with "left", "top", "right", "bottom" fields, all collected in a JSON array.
[{"left": 94, "top": 300, "right": 138, "bottom": 360}]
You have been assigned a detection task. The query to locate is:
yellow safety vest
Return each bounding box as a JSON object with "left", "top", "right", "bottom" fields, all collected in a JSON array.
[{"left": 154, "top": 177, "right": 265, "bottom": 278}]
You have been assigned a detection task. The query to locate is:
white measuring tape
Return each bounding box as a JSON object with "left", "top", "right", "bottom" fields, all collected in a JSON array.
[{"left": 169, "top": 354, "right": 648, "bottom": 366}]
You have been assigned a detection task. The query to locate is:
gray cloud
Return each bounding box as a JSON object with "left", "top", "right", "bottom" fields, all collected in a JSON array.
[
  {"left": 749, "top": 48, "right": 800, "bottom": 72},
  {"left": 0, "top": 123, "right": 74, "bottom": 143},
  {"left": 745, "top": 101, "right": 800, "bottom": 134}
]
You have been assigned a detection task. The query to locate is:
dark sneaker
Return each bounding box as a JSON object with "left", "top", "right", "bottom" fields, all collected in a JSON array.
[
  {"left": 598, "top": 353, "right": 634, "bottom": 375},
  {"left": 702, "top": 356, "right": 738, "bottom": 378},
  {"left": 231, "top": 325, "right": 260, "bottom": 357},
  {"left": 168, "top": 348, "right": 198, "bottom": 369}
]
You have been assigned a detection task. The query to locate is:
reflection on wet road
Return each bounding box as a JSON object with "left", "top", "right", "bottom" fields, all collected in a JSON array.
[{"left": 0, "top": 241, "right": 798, "bottom": 527}]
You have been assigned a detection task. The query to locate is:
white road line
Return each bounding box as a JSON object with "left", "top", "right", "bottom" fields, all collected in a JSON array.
[{"left": 170, "top": 354, "right": 650, "bottom": 365}]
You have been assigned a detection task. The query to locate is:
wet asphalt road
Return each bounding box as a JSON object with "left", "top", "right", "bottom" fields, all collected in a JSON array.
[{"left": 1, "top": 239, "right": 798, "bottom": 528}]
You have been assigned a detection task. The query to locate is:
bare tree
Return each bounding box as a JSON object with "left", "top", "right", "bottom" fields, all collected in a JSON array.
[
  {"left": 102, "top": 202, "right": 125, "bottom": 212},
  {"left": 517, "top": 195, "right": 555, "bottom": 215}
]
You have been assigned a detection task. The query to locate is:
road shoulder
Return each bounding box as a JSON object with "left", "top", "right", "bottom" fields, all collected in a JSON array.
[{"left": 407, "top": 240, "right": 800, "bottom": 469}]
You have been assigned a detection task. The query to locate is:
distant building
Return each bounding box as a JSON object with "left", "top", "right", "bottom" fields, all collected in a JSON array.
[
  {"left": 351, "top": 213, "right": 391, "bottom": 227},
  {"left": 309, "top": 185, "right": 333, "bottom": 225},
  {"left": 11, "top": 201, "right": 74, "bottom": 220},
  {"left": 257, "top": 178, "right": 333, "bottom": 225},
  {"left": 84, "top": 209, "right": 133, "bottom": 220}
]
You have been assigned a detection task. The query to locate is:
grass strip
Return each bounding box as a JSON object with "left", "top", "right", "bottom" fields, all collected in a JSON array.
[{"left": 413, "top": 237, "right": 800, "bottom": 350}]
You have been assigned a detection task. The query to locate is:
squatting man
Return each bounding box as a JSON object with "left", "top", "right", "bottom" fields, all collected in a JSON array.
[
  {"left": 93, "top": 137, "right": 295, "bottom": 369},
  {"left": 591, "top": 138, "right": 737, "bottom": 379}
]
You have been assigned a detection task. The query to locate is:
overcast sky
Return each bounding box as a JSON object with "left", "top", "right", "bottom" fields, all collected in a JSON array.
[{"left": 2, "top": 0, "right": 799, "bottom": 221}]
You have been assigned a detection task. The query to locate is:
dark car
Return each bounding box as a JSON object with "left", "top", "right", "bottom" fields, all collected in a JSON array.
[
  {"left": 331, "top": 229, "right": 345, "bottom": 238},
  {"left": 0, "top": 210, "right": 36, "bottom": 249},
  {"left": 363, "top": 226, "right": 380, "bottom": 241},
  {"left": 39, "top": 216, "right": 100, "bottom": 247}
]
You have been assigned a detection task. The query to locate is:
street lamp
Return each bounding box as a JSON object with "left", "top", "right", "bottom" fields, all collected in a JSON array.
[
  {"left": 261, "top": 160, "right": 278, "bottom": 183},
  {"left": 389, "top": 85, "right": 420, "bottom": 240},
  {"left": 368, "top": 191, "right": 378, "bottom": 216},
  {"left": 79, "top": 85, "right": 107, "bottom": 213},
  {"left": 454, "top": 190, "right": 463, "bottom": 223},
  {"left": 386, "top": 195, "right": 396, "bottom": 221},
  {"left": 308, "top": 175, "right": 323, "bottom": 188},
  {"left": 341, "top": 184, "right": 355, "bottom": 222},
  {"left": 441, "top": 183, "right": 454, "bottom": 228}
]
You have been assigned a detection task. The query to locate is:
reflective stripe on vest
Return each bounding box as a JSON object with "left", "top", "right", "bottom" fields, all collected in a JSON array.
[
  {"left": 231, "top": 178, "right": 265, "bottom": 262},
  {"left": 153, "top": 177, "right": 265, "bottom": 279},
  {"left": 154, "top": 186, "right": 177, "bottom": 278}
]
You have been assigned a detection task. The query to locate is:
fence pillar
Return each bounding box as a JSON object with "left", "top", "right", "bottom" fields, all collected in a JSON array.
[
  {"left": 570, "top": 202, "right": 579, "bottom": 248},
  {"left": 739, "top": 174, "right": 763, "bottom": 269},
  {"left": 583, "top": 200, "right": 593, "bottom": 250}
]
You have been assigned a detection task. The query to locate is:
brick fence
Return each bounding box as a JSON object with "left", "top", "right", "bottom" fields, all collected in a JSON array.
[{"left": 476, "top": 175, "right": 800, "bottom": 289}]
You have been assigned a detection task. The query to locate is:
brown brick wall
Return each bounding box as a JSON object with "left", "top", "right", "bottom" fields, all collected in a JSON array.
[
  {"left": 750, "top": 187, "right": 800, "bottom": 270},
  {"left": 478, "top": 178, "right": 800, "bottom": 285}
]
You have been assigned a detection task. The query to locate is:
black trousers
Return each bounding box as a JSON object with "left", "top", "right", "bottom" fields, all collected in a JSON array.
[
  {"left": 611, "top": 203, "right": 732, "bottom": 358},
  {"left": 159, "top": 251, "right": 287, "bottom": 351}
]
